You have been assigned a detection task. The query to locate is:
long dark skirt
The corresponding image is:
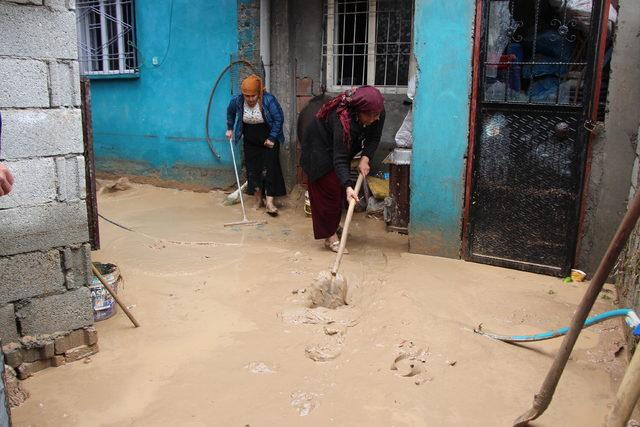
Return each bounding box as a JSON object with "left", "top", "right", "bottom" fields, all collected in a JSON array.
[
  {"left": 307, "top": 170, "right": 343, "bottom": 240},
  {"left": 243, "top": 122, "right": 287, "bottom": 197}
]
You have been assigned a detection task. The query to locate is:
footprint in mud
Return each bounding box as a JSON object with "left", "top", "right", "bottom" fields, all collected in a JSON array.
[
  {"left": 244, "top": 361, "right": 276, "bottom": 374},
  {"left": 390, "top": 340, "right": 431, "bottom": 384},
  {"left": 290, "top": 391, "right": 321, "bottom": 416}
]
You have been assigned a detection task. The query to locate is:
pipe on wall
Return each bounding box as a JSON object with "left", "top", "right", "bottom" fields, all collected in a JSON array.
[{"left": 260, "top": 0, "right": 271, "bottom": 89}]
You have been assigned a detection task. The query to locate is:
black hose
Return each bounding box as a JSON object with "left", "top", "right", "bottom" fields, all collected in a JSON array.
[{"left": 204, "top": 59, "right": 259, "bottom": 160}]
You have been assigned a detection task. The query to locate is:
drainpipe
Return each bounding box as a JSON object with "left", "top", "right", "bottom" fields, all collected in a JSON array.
[{"left": 260, "top": 0, "right": 271, "bottom": 90}]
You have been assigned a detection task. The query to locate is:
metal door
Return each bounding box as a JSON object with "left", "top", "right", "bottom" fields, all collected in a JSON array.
[{"left": 467, "top": 0, "right": 606, "bottom": 276}]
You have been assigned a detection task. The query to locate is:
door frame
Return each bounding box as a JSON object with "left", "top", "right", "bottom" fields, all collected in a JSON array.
[{"left": 461, "top": 0, "right": 613, "bottom": 271}]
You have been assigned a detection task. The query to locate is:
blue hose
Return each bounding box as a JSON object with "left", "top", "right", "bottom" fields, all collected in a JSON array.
[{"left": 474, "top": 308, "right": 637, "bottom": 343}]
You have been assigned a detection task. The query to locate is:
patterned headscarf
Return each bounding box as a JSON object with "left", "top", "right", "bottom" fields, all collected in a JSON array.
[
  {"left": 241, "top": 74, "right": 264, "bottom": 109},
  {"left": 316, "top": 85, "right": 384, "bottom": 147}
]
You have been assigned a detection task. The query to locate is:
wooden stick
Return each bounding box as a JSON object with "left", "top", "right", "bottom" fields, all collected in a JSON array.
[
  {"left": 607, "top": 341, "right": 640, "bottom": 426},
  {"left": 91, "top": 264, "right": 140, "bottom": 328},
  {"left": 331, "top": 173, "right": 364, "bottom": 276},
  {"left": 514, "top": 190, "right": 640, "bottom": 426}
]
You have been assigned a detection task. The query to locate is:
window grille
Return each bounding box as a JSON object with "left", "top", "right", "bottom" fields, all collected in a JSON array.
[
  {"left": 76, "top": 0, "right": 138, "bottom": 76},
  {"left": 323, "top": 0, "right": 414, "bottom": 94}
]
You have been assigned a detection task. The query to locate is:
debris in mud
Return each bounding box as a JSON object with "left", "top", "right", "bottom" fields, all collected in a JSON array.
[
  {"left": 446, "top": 360, "right": 457, "bottom": 366},
  {"left": 279, "top": 307, "right": 359, "bottom": 327},
  {"left": 291, "top": 288, "right": 306, "bottom": 295},
  {"left": 308, "top": 271, "right": 348, "bottom": 309},
  {"left": 290, "top": 391, "right": 319, "bottom": 416},
  {"left": 100, "top": 177, "right": 132, "bottom": 193},
  {"left": 245, "top": 361, "right": 276, "bottom": 374},
  {"left": 305, "top": 342, "right": 342, "bottom": 362},
  {"left": 323, "top": 325, "right": 344, "bottom": 336}
]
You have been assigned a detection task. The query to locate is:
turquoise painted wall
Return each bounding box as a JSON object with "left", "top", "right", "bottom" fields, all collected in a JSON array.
[
  {"left": 409, "top": 0, "right": 476, "bottom": 258},
  {"left": 91, "top": 0, "right": 240, "bottom": 187}
]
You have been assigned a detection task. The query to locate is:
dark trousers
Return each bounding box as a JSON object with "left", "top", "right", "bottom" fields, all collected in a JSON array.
[{"left": 307, "top": 170, "right": 343, "bottom": 240}]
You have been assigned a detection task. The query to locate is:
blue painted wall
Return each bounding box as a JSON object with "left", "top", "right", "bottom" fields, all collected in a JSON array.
[
  {"left": 91, "top": 0, "right": 240, "bottom": 188},
  {"left": 409, "top": 0, "right": 476, "bottom": 258}
]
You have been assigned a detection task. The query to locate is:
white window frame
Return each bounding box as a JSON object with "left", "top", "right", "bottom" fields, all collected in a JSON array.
[
  {"left": 325, "top": 0, "right": 414, "bottom": 94},
  {"left": 76, "top": 0, "right": 138, "bottom": 76}
]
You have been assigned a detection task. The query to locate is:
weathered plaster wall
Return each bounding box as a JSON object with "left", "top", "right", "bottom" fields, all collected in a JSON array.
[
  {"left": 0, "top": 0, "right": 93, "bottom": 343},
  {"left": 578, "top": 0, "right": 640, "bottom": 275},
  {"left": 273, "top": 0, "right": 411, "bottom": 185},
  {"left": 409, "top": 0, "right": 476, "bottom": 258},
  {"left": 91, "top": 1, "right": 240, "bottom": 189}
]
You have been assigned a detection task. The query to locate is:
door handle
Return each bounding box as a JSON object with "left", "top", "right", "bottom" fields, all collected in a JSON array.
[{"left": 554, "top": 122, "right": 570, "bottom": 139}]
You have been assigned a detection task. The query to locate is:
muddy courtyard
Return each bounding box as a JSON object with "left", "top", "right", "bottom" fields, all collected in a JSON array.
[{"left": 12, "top": 183, "right": 626, "bottom": 426}]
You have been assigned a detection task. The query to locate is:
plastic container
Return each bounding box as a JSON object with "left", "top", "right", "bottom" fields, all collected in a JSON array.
[{"left": 90, "top": 263, "right": 120, "bottom": 322}]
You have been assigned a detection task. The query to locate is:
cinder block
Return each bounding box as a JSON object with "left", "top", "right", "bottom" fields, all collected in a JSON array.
[
  {"left": 0, "top": 108, "right": 83, "bottom": 160},
  {"left": 0, "top": 158, "right": 57, "bottom": 209},
  {"left": 44, "top": 0, "right": 67, "bottom": 10},
  {"left": 0, "top": 304, "right": 19, "bottom": 344},
  {"left": 66, "top": 0, "right": 76, "bottom": 10},
  {"left": 55, "top": 156, "right": 86, "bottom": 202},
  {"left": 16, "top": 287, "right": 93, "bottom": 336},
  {"left": 0, "top": 2, "right": 77, "bottom": 60},
  {"left": 62, "top": 244, "right": 91, "bottom": 289},
  {"left": 0, "top": 202, "right": 89, "bottom": 256},
  {"left": 0, "top": 59, "right": 49, "bottom": 108},
  {"left": 48, "top": 61, "right": 80, "bottom": 107},
  {"left": 2, "top": 0, "right": 43, "bottom": 5},
  {"left": 0, "top": 251, "right": 65, "bottom": 304},
  {"left": 51, "top": 355, "right": 65, "bottom": 367}
]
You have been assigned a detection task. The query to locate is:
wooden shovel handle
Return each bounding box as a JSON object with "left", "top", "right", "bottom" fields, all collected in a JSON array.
[{"left": 331, "top": 173, "right": 364, "bottom": 276}]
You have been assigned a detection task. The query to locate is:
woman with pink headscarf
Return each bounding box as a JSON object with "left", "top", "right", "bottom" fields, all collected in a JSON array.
[{"left": 298, "top": 86, "right": 385, "bottom": 253}]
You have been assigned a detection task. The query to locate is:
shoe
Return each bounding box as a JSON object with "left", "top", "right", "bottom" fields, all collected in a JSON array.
[
  {"left": 324, "top": 240, "right": 348, "bottom": 254},
  {"left": 266, "top": 205, "right": 279, "bottom": 217}
]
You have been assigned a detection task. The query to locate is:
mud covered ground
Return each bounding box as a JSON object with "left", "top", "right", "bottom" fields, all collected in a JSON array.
[{"left": 12, "top": 183, "right": 627, "bottom": 426}]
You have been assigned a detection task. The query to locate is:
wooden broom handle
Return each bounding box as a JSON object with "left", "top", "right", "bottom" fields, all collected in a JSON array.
[{"left": 92, "top": 264, "right": 140, "bottom": 328}]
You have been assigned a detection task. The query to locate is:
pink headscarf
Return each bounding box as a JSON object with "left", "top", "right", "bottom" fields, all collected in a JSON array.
[{"left": 316, "top": 85, "right": 384, "bottom": 148}]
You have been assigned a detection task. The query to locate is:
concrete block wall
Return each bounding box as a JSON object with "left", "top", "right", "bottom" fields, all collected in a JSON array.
[{"left": 0, "top": 0, "right": 93, "bottom": 344}]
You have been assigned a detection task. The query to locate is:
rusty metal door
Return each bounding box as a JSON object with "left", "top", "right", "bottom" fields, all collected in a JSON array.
[{"left": 467, "top": 0, "right": 606, "bottom": 276}]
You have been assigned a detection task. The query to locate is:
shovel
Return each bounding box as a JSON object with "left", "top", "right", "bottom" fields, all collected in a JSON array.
[{"left": 309, "top": 173, "right": 364, "bottom": 309}]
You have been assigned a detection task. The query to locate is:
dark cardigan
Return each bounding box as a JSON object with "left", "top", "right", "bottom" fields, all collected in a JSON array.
[{"left": 299, "top": 103, "right": 385, "bottom": 188}]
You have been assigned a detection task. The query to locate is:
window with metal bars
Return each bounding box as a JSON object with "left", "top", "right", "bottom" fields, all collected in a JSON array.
[
  {"left": 76, "top": 0, "right": 138, "bottom": 76},
  {"left": 323, "top": 0, "right": 414, "bottom": 94}
]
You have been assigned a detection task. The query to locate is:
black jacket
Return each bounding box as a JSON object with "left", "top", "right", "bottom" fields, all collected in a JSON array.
[{"left": 299, "top": 104, "right": 385, "bottom": 188}]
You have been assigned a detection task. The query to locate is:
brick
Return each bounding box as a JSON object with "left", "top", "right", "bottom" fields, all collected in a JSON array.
[
  {"left": 0, "top": 251, "right": 65, "bottom": 304},
  {"left": 54, "top": 328, "right": 85, "bottom": 354},
  {"left": 0, "top": 202, "right": 89, "bottom": 256},
  {"left": 0, "top": 59, "right": 49, "bottom": 108},
  {"left": 64, "top": 343, "right": 97, "bottom": 362},
  {"left": 0, "top": 108, "right": 83, "bottom": 160},
  {"left": 62, "top": 244, "right": 91, "bottom": 290},
  {"left": 0, "top": 2, "right": 77, "bottom": 59},
  {"left": 21, "top": 347, "right": 40, "bottom": 363},
  {"left": 84, "top": 326, "right": 97, "bottom": 346},
  {"left": 48, "top": 61, "right": 80, "bottom": 107},
  {"left": 55, "top": 156, "right": 86, "bottom": 202},
  {"left": 0, "top": 158, "right": 57, "bottom": 209},
  {"left": 2, "top": 343, "right": 23, "bottom": 367},
  {"left": 16, "top": 359, "right": 52, "bottom": 379},
  {"left": 51, "top": 355, "right": 65, "bottom": 367},
  {"left": 0, "top": 304, "right": 19, "bottom": 344},
  {"left": 42, "top": 341, "right": 54, "bottom": 358},
  {"left": 296, "top": 78, "right": 313, "bottom": 96},
  {"left": 16, "top": 287, "right": 93, "bottom": 336}
]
